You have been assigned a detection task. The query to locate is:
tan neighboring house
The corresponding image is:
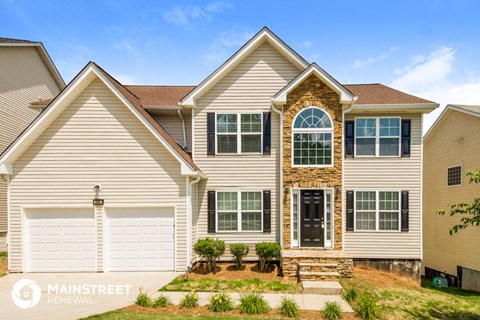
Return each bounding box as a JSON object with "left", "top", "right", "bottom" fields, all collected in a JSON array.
[
  {"left": 0, "top": 37, "right": 64, "bottom": 248},
  {"left": 0, "top": 28, "right": 438, "bottom": 278},
  {"left": 423, "top": 104, "right": 480, "bottom": 291}
]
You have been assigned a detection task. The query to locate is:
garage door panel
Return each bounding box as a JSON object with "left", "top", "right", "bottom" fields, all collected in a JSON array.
[
  {"left": 26, "top": 208, "right": 96, "bottom": 272},
  {"left": 106, "top": 207, "right": 175, "bottom": 271}
]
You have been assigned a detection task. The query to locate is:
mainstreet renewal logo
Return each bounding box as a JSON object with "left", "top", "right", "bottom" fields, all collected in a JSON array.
[
  {"left": 11, "top": 279, "right": 42, "bottom": 309},
  {"left": 11, "top": 279, "right": 132, "bottom": 308}
]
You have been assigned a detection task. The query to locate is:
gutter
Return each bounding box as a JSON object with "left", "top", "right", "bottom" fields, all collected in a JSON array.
[
  {"left": 270, "top": 103, "right": 284, "bottom": 249},
  {"left": 177, "top": 110, "right": 187, "bottom": 148},
  {"left": 187, "top": 175, "right": 201, "bottom": 268}
]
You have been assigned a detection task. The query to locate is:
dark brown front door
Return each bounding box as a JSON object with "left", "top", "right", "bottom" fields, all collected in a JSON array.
[{"left": 300, "top": 190, "right": 324, "bottom": 247}]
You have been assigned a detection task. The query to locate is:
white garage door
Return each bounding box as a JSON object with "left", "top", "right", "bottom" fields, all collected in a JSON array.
[
  {"left": 105, "top": 207, "right": 175, "bottom": 271},
  {"left": 26, "top": 208, "right": 96, "bottom": 272}
]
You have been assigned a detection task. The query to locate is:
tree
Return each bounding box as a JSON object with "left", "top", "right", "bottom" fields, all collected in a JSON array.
[{"left": 438, "top": 169, "right": 480, "bottom": 235}]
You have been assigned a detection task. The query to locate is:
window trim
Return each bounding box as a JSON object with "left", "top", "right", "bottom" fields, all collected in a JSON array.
[
  {"left": 446, "top": 165, "right": 462, "bottom": 187},
  {"left": 353, "top": 190, "right": 401, "bottom": 232},
  {"left": 291, "top": 106, "right": 334, "bottom": 168},
  {"left": 215, "top": 190, "right": 263, "bottom": 233},
  {"left": 215, "top": 112, "right": 263, "bottom": 155},
  {"left": 354, "top": 117, "right": 401, "bottom": 158}
]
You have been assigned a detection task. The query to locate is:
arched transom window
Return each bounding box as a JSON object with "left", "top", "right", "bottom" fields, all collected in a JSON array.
[{"left": 292, "top": 107, "right": 333, "bottom": 166}]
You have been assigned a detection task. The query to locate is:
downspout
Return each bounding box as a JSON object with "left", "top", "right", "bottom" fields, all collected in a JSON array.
[
  {"left": 178, "top": 110, "right": 187, "bottom": 149},
  {"left": 187, "top": 175, "right": 201, "bottom": 269},
  {"left": 6, "top": 174, "right": 10, "bottom": 272},
  {"left": 270, "top": 103, "right": 283, "bottom": 249}
]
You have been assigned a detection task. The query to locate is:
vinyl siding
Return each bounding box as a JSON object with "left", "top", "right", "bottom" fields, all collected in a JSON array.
[
  {"left": 344, "top": 113, "right": 422, "bottom": 259},
  {"left": 9, "top": 78, "right": 188, "bottom": 271},
  {"left": 193, "top": 41, "right": 301, "bottom": 255},
  {"left": 423, "top": 110, "right": 480, "bottom": 275},
  {"left": 153, "top": 112, "right": 192, "bottom": 151},
  {"left": 0, "top": 46, "right": 62, "bottom": 234}
]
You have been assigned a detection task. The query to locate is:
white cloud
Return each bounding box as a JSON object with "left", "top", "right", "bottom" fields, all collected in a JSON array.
[
  {"left": 389, "top": 46, "right": 480, "bottom": 133},
  {"left": 301, "top": 40, "right": 313, "bottom": 49},
  {"left": 352, "top": 46, "right": 399, "bottom": 69},
  {"left": 163, "top": 1, "right": 232, "bottom": 28},
  {"left": 202, "top": 29, "right": 254, "bottom": 67}
]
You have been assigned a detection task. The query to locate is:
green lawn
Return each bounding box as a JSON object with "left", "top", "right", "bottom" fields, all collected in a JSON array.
[
  {"left": 160, "top": 277, "right": 300, "bottom": 293},
  {"left": 0, "top": 252, "right": 7, "bottom": 277},
  {"left": 82, "top": 310, "right": 288, "bottom": 320}
]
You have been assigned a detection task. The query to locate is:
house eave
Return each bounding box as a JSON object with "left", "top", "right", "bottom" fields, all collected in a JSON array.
[{"left": 348, "top": 103, "right": 440, "bottom": 114}]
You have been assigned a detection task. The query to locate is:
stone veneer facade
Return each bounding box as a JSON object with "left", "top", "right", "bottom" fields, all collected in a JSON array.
[{"left": 282, "top": 74, "right": 344, "bottom": 250}]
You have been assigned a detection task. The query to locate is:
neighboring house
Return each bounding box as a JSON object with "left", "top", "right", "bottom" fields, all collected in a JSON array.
[
  {"left": 0, "top": 28, "right": 438, "bottom": 278},
  {"left": 423, "top": 105, "right": 480, "bottom": 291},
  {"left": 0, "top": 37, "right": 64, "bottom": 249}
]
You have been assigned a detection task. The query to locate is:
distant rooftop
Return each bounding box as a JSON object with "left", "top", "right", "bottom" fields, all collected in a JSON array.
[{"left": 0, "top": 37, "right": 38, "bottom": 44}]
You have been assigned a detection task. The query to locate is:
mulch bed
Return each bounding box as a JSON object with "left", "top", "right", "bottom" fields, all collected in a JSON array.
[{"left": 186, "top": 262, "right": 286, "bottom": 282}]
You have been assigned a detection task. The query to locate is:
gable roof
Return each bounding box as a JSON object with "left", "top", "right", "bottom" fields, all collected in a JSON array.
[
  {"left": 344, "top": 83, "right": 435, "bottom": 105},
  {"left": 181, "top": 27, "right": 309, "bottom": 107},
  {"left": 0, "top": 36, "right": 65, "bottom": 88},
  {"left": 126, "top": 85, "right": 195, "bottom": 108},
  {"left": 272, "top": 63, "right": 356, "bottom": 105},
  {"left": 0, "top": 62, "right": 203, "bottom": 176},
  {"left": 424, "top": 104, "right": 480, "bottom": 143}
]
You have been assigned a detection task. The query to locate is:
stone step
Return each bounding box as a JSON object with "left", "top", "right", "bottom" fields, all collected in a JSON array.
[
  {"left": 302, "top": 281, "right": 343, "bottom": 295},
  {"left": 298, "top": 263, "right": 338, "bottom": 272},
  {"left": 299, "top": 271, "right": 341, "bottom": 281}
]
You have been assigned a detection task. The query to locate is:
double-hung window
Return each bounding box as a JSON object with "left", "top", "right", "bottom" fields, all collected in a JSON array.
[
  {"left": 216, "top": 113, "right": 262, "bottom": 154},
  {"left": 217, "top": 191, "right": 262, "bottom": 232},
  {"left": 355, "top": 191, "right": 400, "bottom": 231},
  {"left": 355, "top": 117, "right": 400, "bottom": 156}
]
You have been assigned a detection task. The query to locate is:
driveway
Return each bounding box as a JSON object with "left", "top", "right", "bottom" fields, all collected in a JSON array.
[{"left": 0, "top": 271, "right": 179, "bottom": 320}]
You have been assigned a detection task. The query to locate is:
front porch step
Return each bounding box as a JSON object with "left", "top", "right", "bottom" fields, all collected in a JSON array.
[
  {"left": 299, "top": 271, "right": 341, "bottom": 281},
  {"left": 298, "top": 262, "right": 338, "bottom": 272},
  {"left": 302, "top": 281, "right": 343, "bottom": 295}
]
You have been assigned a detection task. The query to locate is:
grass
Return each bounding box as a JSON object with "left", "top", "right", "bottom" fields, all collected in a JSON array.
[
  {"left": 81, "top": 310, "right": 290, "bottom": 320},
  {"left": 160, "top": 277, "right": 299, "bottom": 293},
  {"left": 0, "top": 252, "right": 7, "bottom": 277},
  {"left": 341, "top": 267, "right": 480, "bottom": 320}
]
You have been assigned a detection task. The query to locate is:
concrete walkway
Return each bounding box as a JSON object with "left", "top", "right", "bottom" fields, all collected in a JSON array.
[
  {"left": 0, "top": 271, "right": 179, "bottom": 320},
  {"left": 152, "top": 291, "right": 353, "bottom": 312}
]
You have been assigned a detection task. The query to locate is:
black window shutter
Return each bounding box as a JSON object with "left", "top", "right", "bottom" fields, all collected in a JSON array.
[
  {"left": 263, "top": 190, "right": 271, "bottom": 232},
  {"left": 401, "top": 119, "right": 411, "bottom": 157},
  {"left": 345, "top": 120, "right": 355, "bottom": 157},
  {"left": 401, "top": 191, "right": 409, "bottom": 232},
  {"left": 207, "top": 113, "right": 215, "bottom": 155},
  {"left": 207, "top": 191, "right": 216, "bottom": 233},
  {"left": 263, "top": 112, "right": 271, "bottom": 155},
  {"left": 346, "top": 190, "right": 354, "bottom": 231}
]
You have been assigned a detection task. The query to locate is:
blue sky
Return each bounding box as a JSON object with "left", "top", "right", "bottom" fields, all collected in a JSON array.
[{"left": 2, "top": 0, "right": 480, "bottom": 130}]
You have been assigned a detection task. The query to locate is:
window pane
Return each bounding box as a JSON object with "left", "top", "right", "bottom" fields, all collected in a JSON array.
[
  {"left": 356, "top": 118, "right": 376, "bottom": 137},
  {"left": 241, "top": 114, "right": 261, "bottom": 133},
  {"left": 218, "top": 212, "right": 238, "bottom": 231},
  {"left": 292, "top": 192, "right": 299, "bottom": 242},
  {"left": 356, "top": 138, "right": 375, "bottom": 155},
  {"left": 293, "top": 133, "right": 332, "bottom": 165},
  {"left": 379, "top": 118, "right": 400, "bottom": 137},
  {"left": 356, "top": 211, "right": 376, "bottom": 230},
  {"left": 241, "top": 192, "right": 261, "bottom": 210},
  {"left": 241, "top": 212, "right": 261, "bottom": 231},
  {"left": 293, "top": 108, "right": 332, "bottom": 129},
  {"left": 447, "top": 166, "right": 462, "bottom": 186},
  {"left": 356, "top": 191, "right": 376, "bottom": 210},
  {"left": 217, "top": 192, "right": 238, "bottom": 211},
  {"left": 218, "top": 135, "right": 237, "bottom": 153},
  {"left": 379, "top": 212, "right": 399, "bottom": 230},
  {"left": 379, "top": 192, "right": 399, "bottom": 210},
  {"left": 379, "top": 138, "right": 399, "bottom": 156},
  {"left": 241, "top": 134, "right": 261, "bottom": 153},
  {"left": 217, "top": 114, "right": 237, "bottom": 133}
]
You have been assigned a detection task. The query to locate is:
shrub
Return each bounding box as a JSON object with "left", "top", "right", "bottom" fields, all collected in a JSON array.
[
  {"left": 255, "top": 242, "right": 281, "bottom": 271},
  {"left": 152, "top": 294, "right": 171, "bottom": 308},
  {"left": 208, "top": 292, "right": 234, "bottom": 312},
  {"left": 323, "top": 301, "right": 342, "bottom": 320},
  {"left": 355, "top": 293, "right": 380, "bottom": 320},
  {"left": 239, "top": 293, "right": 270, "bottom": 315},
  {"left": 135, "top": 288, "right": 151, "bottom": 307},
  {"left": 193, "top": 238, "right": 225, "bottom": 273},
  {"left": 343, "top": 286, "right": 358, "bottom": 303},
  {"left": 179, "top": 291, "right": 199, "bottom": 309},
  {"left": 279, "top": 296, "right": 300, "bottom": 318},
  {"left": 230, "top": 243, "right": 249, "bottom": 269}
]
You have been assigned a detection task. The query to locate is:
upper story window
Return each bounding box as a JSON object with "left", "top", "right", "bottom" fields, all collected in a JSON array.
[
  {"left": 447, "top": 165, "right": 462, "bottom": 186},
  {"left": 355, "top": 117, "right": 400, "bottom": 157},
  {"left": 292, "top": 107, "right": 333, "bottom": 167},
  {"left": 216, "top": 113, "right": 262, "bottom": 154}
]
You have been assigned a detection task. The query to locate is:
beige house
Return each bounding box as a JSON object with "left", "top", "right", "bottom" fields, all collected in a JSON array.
[
  {"left": 423, "top": 104, "right": 480, "bottom": 291},
  {"left": 0, "top": 28, "right": 438, "bottom": 278},
  {"left": 0, "top": 37, "right": 64, "bottom": 247}
]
